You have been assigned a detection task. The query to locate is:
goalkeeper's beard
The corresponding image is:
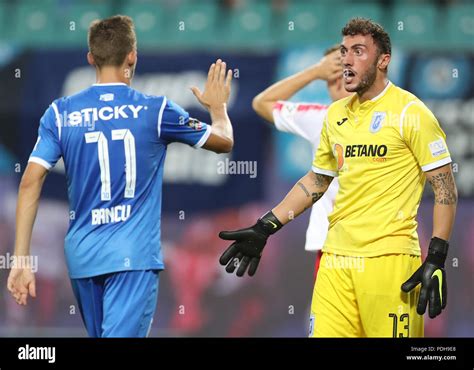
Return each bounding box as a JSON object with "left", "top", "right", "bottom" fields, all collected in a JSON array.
[{"left": 348, "top": 62, "right": 377, "bottom": 96}]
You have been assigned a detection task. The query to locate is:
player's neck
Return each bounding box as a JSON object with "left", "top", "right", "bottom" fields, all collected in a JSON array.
[
  {"left": 95, "top": 66, "right": 131, "bottom": 86},
  {"left": 356, "top": 76, "right": 389, "bottom": 104}
]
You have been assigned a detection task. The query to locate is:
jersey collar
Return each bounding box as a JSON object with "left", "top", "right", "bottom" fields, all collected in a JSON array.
[
  {"left": 345, "top": 80, "right": 393, "bottom": 115},
  {"left": 370, "top": 80, "right": 392, "bottom": 102},
  {"left": 92, "top": 83, "right": 128, "bottom": 86}
]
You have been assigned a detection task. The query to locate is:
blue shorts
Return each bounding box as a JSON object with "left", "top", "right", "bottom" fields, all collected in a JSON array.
[{"left": 70, "top": 270, "right": 160, "bottom": 338}]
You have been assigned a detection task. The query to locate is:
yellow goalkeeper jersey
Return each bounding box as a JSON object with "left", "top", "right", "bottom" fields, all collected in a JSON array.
[{"left": 312, "top": 81, "right": 452, "bottom": 257}]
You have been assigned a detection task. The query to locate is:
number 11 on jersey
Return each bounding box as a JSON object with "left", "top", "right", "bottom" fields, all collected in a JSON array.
[{"left": 85, "top": 129, "right": 136, "bottom": 201}]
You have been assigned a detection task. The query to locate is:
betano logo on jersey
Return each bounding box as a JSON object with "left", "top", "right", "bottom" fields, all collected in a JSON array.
[
  {"left": 334, "top": 143, "right": 388, "bottom": 170},
  {"left": 345, "top": 144, "right": 388, "bottom": 158},
  {"left": 67, "top": 105, "right": 145, "bottom": 126}
]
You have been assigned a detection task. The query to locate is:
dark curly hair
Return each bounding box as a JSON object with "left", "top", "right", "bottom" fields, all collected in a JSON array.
[{"left": 342, "top": 17, "right": 391, "bottom": 56}]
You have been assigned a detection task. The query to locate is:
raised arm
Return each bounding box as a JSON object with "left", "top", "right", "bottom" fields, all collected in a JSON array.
[
  {"left": 252, "top": 50, "right": 342, "bottom": 123},
  {"left": 218, "top": 170, "right": 333, "bottom": 277},
  {"left": 191, "top": 59, "right": 233, "bottom": 154}
]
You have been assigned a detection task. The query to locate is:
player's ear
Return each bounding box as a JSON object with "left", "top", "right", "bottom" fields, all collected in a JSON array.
[
  {"left": 377, "top": 54, "right": 390, "bottom": 71},
  {"left": 87, "top": 52, "right": 96, "bottom": 66},
  {"left": 127, "top": 50, "right": 137, "bottom": 66}
]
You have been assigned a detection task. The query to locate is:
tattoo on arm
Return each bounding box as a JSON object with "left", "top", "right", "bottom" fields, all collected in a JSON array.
[
  {"left": 428, "top": 171, "right": 458, "bottom": 205},
  {"left": 297, "top": 182, "right": 310, "bottom": 197},
  {"left": 314, "top": 173, "right": 330, "bottom": 188},
  {"left": 297, "top": 182, "right": 325, "bottom": 205},
  {"left": 297, "top": 173, "right": 333, "bottom": 210},
  {"left": 312, "top": 192, "right": 324, "bottom": 203}
]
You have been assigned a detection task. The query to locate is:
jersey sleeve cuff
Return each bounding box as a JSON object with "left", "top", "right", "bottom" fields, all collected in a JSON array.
[
  {"left": 273, "top": 114, "right": 286, "bottom": 133},
  {"left": 421, "top": 156, "right": 452, "bottom": 172},
  {"left": 312, "top": 166, "right": 337, "bottom": 177},
  {"left": 273, "top": 101, "right": 290, "bottom": 133},
  {"left": 193, "top": 124, "right": 212, "bottom": 149},
  {"left": 29, "top": 156, "right": 53, "bottom": 170}
]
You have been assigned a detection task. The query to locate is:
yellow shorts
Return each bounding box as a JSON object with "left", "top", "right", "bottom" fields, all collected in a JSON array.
[{"left": 309, "top": 252, "right": 423, "bottom": 337}]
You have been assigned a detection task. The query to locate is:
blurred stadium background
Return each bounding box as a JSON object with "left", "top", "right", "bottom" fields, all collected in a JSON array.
[{"left": 0, "top": 0, "right": 472, "bottom": 337}]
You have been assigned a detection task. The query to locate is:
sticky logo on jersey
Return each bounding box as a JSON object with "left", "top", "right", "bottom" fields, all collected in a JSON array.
[
  {"left": 429, "top": 139, "right": 447, "bottom": 157},
  {"left": 369, "top": 111, "right": 386, "bottom": 133},
  {"left": 334, "top": 143, "right": 344, "bottom": 170},
  {"left": 67, "top": 105, "right": 144, "bottom": 126}
]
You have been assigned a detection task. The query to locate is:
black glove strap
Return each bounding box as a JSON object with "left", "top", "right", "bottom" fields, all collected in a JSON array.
[
  {"left": 426, "top": 237, "right": 449, "bottom": 268},
  {"left": 257, "top": 211, "right": 283, "bottom": 236}
]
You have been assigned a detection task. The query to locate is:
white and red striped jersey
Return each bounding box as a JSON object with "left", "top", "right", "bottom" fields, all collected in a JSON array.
[{"left": 273, "top": 100, "right": 339, "bottom": 252}]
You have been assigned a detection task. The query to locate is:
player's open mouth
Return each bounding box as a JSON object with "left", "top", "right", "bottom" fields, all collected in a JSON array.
[{"left": 343, "top": 69, "right": 356, "bottom": 83}]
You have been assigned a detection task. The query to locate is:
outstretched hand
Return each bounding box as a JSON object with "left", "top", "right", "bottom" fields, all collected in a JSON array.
[{"left": 191, "top": 59, "right": 233, "bottom": 111}]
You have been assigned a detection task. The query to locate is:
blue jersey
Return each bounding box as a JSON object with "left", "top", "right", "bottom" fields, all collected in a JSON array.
[{"left": 29, "top": 83, "right": 211, "bottom": 278}]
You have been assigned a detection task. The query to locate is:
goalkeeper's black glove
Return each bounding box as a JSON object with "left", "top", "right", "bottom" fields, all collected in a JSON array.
[
  {"left": 218, "top": 211, "right": 283, "bottom": 277},
  {"left": 401, "top": 237, "right": 449, "bottom": 319}
]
